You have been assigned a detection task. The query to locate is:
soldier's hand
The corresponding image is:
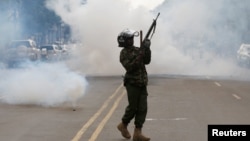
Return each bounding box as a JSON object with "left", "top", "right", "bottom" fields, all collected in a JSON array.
[{"left": 142, "top": 39, "right": 151, "bottom": 48}]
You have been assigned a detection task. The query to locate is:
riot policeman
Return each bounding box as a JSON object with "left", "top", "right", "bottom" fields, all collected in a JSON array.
[{"left": 117, "top": 28, "right": 151, "bottom": 141}]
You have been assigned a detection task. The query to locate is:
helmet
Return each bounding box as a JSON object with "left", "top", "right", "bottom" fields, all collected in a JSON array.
[{"left": 117, "top": 29, "right": 139, "bottom": 47}]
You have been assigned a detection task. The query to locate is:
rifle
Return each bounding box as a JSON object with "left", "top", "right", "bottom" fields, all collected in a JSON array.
[{"left": 140, "top": 12, "right": 160, "bottom": 47}]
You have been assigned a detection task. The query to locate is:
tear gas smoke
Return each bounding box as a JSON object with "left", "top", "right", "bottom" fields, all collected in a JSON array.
[
  {"left": 45, "top": 0, "right": 250, "bottom": 80},
  {"left": 45, "top": 0, "right": 160, "bottom": 75},
  {"left": 123, "top": 0, "right": 165, "bottom": 10},
  {"left": 0, "top": 62, "right": 88, "bottom": 107},
  {"left": 0, "top": 1, "right": 88, "bottom": 107},
  {"left": 0, "top": 0, "right": 250, "bottom": 107}
]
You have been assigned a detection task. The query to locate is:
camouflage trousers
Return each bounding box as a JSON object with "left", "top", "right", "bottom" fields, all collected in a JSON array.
[{"left": 122, "top": 83, "right": 148, "bottom": 128}]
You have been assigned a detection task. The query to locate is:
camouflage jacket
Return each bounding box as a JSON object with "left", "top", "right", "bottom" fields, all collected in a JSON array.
[{"left": 120, "top": 46, "right": 151, "bottom": 87}]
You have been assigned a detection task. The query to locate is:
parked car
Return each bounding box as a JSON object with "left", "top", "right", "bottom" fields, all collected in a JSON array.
[
  {"left": 40, "top": 44, "right": 62, "bottom": 61},
  {"left": 58, "top": 44, "right": 71, "bottom": 60},
  {"left": 5, "top": 39, "right": 41, "bottom": 67},
  {"left": 53, "top": 41, "right": 70, "bottom": 60},
  {"left": 237, "top": 44, "right": 250, "bottom": 67}
]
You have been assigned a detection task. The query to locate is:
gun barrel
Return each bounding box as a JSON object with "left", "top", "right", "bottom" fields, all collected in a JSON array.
[
  {"left": 155, "top": 12, "right": 160, "bottom": 20},
  {"left": 143, "top": 12, "right": 160, "bottom": 41}
]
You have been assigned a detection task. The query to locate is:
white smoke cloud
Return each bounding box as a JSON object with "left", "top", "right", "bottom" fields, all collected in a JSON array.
[
  {"left": 0, "top": 62, "right": 88, "bottom": 107},
  {"left": 153, "top": 0, "right": 250, "bottom": 79},
  {"left": 45, "top": 0, "right": 250, "bottom": 80},
  {"left": 124, "top": 0, "right": 165, "bottom": 10},
  {"left": 45, "top": 0, "right": 158, "bottom": 75},
  {"left": 1, "top": 0, "right": 250, "bottom": 107}
]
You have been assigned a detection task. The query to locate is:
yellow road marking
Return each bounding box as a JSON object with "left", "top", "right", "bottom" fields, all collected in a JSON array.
[
  {"left": 214, "top": 82, "right": 221, "bottom": 87},
  {"left": 232, "top": 94, "right": 241, "bottom": 100},
  {"left": 71, "top": 83, "right": 123, "bottom": 141},
  {"left": 88, "top": 90, "right": 126, "bottom": 141}
]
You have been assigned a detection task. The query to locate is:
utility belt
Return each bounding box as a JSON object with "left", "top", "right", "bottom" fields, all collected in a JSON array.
[{"left": 123, "top": 77, "right": 146, "bottom": 87}]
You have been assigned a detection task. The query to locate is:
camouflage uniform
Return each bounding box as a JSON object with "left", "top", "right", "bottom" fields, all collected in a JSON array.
[{"left": 120, "top": 45, "right": 151, "bottom": 128}]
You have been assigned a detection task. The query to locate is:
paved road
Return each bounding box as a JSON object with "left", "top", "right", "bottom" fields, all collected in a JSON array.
[{"left": 0, "top": 75, "right": 250, "bottom": 141}]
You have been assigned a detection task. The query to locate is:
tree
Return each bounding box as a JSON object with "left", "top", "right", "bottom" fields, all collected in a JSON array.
[{"left": 19, "top": 0, "right": 61, "bottom": 41}]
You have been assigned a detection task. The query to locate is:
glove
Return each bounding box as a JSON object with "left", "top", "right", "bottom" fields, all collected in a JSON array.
[{"left": 142, "top": 39, "right": 151, "bottom": 48}]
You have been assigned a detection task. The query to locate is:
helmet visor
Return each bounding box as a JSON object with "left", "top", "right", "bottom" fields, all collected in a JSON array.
[{"left": 120, "top": 29, "right": 139, "bottom": 38}]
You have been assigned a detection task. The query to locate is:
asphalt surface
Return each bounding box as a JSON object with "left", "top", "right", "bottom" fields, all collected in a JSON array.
[{"left": 0, "top": 75, "right": 250, "bottom": 141}]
